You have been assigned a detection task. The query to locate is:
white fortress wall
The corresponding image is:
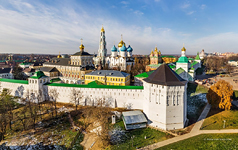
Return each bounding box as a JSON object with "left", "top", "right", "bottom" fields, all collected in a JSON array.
[
  {"left": 46, "top": 85, "right": 144, "bottom": 110},
  {"left": 0, "top": 82, "right": 29, "bottom": 98}
]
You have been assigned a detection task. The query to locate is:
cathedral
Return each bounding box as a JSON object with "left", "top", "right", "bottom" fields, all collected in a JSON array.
[{"left": 93, "top": 26, "right": 134, "bottom": 71}]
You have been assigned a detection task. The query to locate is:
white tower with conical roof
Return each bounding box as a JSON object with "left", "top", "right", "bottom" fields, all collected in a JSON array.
[{"left": 97, "top": 25, "right": 107, "bottom": 66}]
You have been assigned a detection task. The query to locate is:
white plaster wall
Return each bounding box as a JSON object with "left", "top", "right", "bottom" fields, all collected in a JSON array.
[
  {"left": 166, "top": 86, "right": 186, "bottom": 130},
  {"left": 176, "top": 63, "right": 188, "bottom": 72},
  {"left": 0, "top": 82, "right": 29, "bottom": 98},
  {"left": 46, "top": 85, "right": 144, "bottom": 110},
  {"left": 143, "top": 82, "right": 167, "bottom": 130}
]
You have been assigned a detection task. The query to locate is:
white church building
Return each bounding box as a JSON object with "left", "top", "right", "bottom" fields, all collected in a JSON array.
[
  {"left": 0, "top": 64, "right": 188, "bottom": 130},
  {"left": 93, "top": 27, "right": 134, "bottom": 71}
]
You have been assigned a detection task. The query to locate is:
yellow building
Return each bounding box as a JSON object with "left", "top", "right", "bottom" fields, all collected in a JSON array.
[{"left": 85, "top": 70, "right": 130, "bottom": 86}]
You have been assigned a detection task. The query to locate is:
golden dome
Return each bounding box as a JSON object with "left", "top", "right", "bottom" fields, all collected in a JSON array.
[
  {"left": 150, "top": 50, "right": 154, "bottom": 55},
  {"left": 181, "top": 47, "right": 186, "bottom": 51},
  {"left": 79, "top": 44, "right": 84, "bottom": 50},
  {"left": 154, "top": 46, "right": 158, "bottom": 52},
  {"left": 57, "top": 52, "right": 62, "bottom": 58},
  {"left": 101, "top": 26, "right": 105, "bottom": 32},
  {"left": 158, "top": 50, "right": 161, "bottom": 55},
  {"left": 118, "top": 40, "right": 126, "bottom": 48}
]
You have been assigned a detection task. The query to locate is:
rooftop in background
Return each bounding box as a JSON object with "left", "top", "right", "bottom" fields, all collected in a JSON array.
[
  {"left": 46, "top": 80, "right": 143, "bottom": 90},
  {"left": 72, "top": 51, "right": 92, "bottom": 56},
  {"left": 135, "top": 71, "right": 154, "bottom": 78},
  {"left": 143, "top": 64, "right": 187, "bottom": 86},
  {"left": 0, "top": 68, "right": 12, "bottom": 74},
  {"left": 86, "top": 70, "right": 129, "bottom": 77}
]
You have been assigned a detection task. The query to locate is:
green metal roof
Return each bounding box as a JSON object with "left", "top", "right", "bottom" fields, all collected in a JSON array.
[
  {"left": 134, "top": 71, "right": 155, "bottom": 78},
  {"left": 19, "top": 62, "right": 33, "bottom": 65},
  {"left": 169, "top": 64, "right": 176, "bottom": 69},
  {"left": 29, "top": 71, "right": 47, "bottom": 79},
  {"left": 177, "top": 56, "right": 189, "bottom": 63},
  {"left": 0, "top": 78, "right": 28, "bottom": 84},
  {"left": 46, "top": 81, "right": 144, "bottom": 90},
  {"left": 175, "top": 67, "right": 185, "bottom": 75},
  {"left": 50, "top": 78, "right": 61, "bottom": 83},
  {"left": 147, "top": 64, "right": 162, "bottom": 68},
  {"left": 191, "top": 61, "right": 198, "bottom": 67}
]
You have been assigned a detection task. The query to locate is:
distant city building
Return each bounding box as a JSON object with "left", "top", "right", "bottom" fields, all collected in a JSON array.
[
  {"left": 19, "top": 62, "right": 33, "bottom": 69},
  {"left": 85, "top": 70, "right": 130, "bottom": 86},
  {"left": 0, "top": 68, "right": 13, "bottom": 79},
  {"left": 228, "top": 60, "right": 238, "bottom": 66},
  {"left": 199, "top": 49, "right": 207, "bottom": 59}
]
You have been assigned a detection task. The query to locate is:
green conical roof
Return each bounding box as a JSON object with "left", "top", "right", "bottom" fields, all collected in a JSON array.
[
  {"left": 30, "top": 71, "right": 46, "bottom": 79},
  {"left": 195, "top": 52, "right": 200, "bottom": 60}
]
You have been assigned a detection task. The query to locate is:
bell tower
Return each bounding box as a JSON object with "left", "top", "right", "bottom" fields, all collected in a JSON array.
[{"left": 97, "top": 25, "right": 107, "bottom": 66}]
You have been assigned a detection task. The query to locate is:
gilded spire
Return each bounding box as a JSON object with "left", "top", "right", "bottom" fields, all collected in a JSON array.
[
  {"left": 154, "top": 46, "right": 158, "bottom": 52},
  {"left": 181, "top": 43, "right": 186, "bottom": 51},
  {"left": 57, "top": 52, "right": 62, "bottom": 58},
  {"left": 118, "top": 34, "right": 126, "bottom": 47},
  {"left": 79, "top": 38, "right": 84, "bottom": 51},
  {"left": 101, "top": 24, "right": 105, "bottom": 32},
  {"left": 150, "top": 49, "right": 154, "bottom": 56}
]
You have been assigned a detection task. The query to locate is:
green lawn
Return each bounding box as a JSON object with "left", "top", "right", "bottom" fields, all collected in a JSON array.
[
  {"left": 233, "top": 90, "right": 238, "bottom": 100},
  {"left": 107, "top": 120, "right": 173, "bottom": 150},
  {"left": 201, "top": 109, "right": 238, "bottom": 130},
  {"left": 187, "top": 82, "right": 208, "bottom": 95},
  {"left": 157, "top": 134, "right": 238, "bottom": 150}
]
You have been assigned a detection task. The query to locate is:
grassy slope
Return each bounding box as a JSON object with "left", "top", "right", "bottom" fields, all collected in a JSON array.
[
  {"left": 201, "top": 109, "right": 238, "bottom": 130},
  {"left": 157, "top": 134, "right": 238, "bottom": 150},
  {"left": 107, "top": 120, "right": 173, "bottom": 150}
]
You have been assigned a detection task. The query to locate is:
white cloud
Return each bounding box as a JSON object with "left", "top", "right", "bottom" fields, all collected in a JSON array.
[
  {"left": 134, "top": 10, "right": 144, "bottom": 15},
  {"left": 191, "top": 32, "right": 238, "bottom": 53},
  {"left": 181, "top": 3, "right": 190, "bottom": 9},
  {"left": 200, "top": 4, "right": 206, "bottom": 10},
  {"left": 120, "top": 1, "right": 129, "bottom": 5},
  {"left": 1, "top": 1, "right": 235, "bottom": 55},
  {"left": 187, "top": 11, "right": 195, "bottom": 15}
]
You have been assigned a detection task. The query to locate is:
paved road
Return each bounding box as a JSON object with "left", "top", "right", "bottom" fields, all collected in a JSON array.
[{"left": 139, "top": 103, "right": 238, "bottom": 150}]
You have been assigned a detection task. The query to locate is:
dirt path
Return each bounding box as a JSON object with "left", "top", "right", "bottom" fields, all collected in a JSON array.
[{"left": 81, "top": 133, "right": 99, "bottom": 150}]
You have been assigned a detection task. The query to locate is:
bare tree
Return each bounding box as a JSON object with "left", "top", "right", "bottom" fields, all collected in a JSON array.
[
  {"left": 49, "top": 89, "right": 59, "bottom": 117},
  {"left": 37, "top": 89, "right": 44, "bottom": 120},
  {"left": 82, "top": 96, "right": 112, "bottom": 147},
  {"left": 70, "top": 89, "right": 83, "bottom": 111}
]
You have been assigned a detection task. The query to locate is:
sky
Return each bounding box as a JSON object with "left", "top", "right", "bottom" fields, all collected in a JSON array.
[{"left": 0, "top": 0, "right": 238, "bottom": 55}]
